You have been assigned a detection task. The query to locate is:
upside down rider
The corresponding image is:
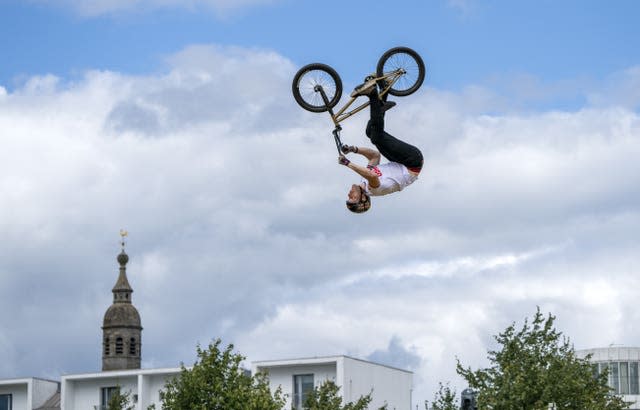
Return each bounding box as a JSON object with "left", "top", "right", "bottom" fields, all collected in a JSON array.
[{"left": 339, "top": 78, "right": 424, "bottom": 214}]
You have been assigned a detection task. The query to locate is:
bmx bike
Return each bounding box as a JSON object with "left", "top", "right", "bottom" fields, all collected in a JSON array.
[{"left": 291, "top": 46, "right": 425, "bottom": 154}]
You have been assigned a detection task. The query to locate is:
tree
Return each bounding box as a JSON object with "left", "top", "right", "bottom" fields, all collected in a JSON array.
[
  {"left": 303, "top": 380, "right": 387, "bottom": 410},
  {"left": 106, "top": 389, "right": 134, "bottom": 410},
  {"left": 456, "top": 308, "right": 628, "bottom": 410},
  {"left": 159, "top": 339, "right": 285, "bottom": 410},
  {"left": 106, "top": 389, "right": 156, "bottom": 410},
  {"left": 424, "top": 382, "right": 458, "bottom": 410}
]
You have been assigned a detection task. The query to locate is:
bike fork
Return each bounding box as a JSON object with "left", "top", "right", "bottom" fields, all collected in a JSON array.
[
  {"left": 315, "top": 85, "right": 344, "bottom": 155},
  {"left": 332, "top": 126, "right": 343, "bottom": 154}
]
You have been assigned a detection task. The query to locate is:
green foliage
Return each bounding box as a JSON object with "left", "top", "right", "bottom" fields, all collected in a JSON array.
[
  {"left": 456, "top": 308, "right": 629, "bottom": 410},
  {"left": 159, "top": 339, "right": 285, "bottom": 410},
  {"left": 424, "top": 382, "right": 458, "bottom": 410},
  {"left": 302, "top": 380, "right": 387, "bottom": 410},
  {"left": 106, "top": 389, "right": 134, "bottom": 410}
]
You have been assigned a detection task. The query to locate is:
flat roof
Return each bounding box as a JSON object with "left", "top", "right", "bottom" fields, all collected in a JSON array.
[
  {"left": 0, "top": 377, "right": 59, "bottom": 385},
  {"left": 62, "top": 367, "right": 182, "bottom": 380},
  {"left": 253, "top": 355, "right": 412, "bottom": 374}
]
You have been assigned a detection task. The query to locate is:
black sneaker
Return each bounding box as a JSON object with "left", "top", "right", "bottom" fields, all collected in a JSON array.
[
  {"left": 382, "top": 101, "right": 396, "bottom": 112},
  {"left": 350, "top": 77, "right": 378, "bottom": 98}
]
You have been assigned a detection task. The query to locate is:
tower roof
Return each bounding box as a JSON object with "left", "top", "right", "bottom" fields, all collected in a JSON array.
[
  {"left": 103, "top": 246, "right": 141, "bottom": 327},
  {"left": 102, "top": 230, "right": 143, "bottom": 371},
  {"left": 103, "top": 303, "right": 141, "bottom": 328},
  {"left": 112, "top": 250, "right": 133, "bottom": 294}
]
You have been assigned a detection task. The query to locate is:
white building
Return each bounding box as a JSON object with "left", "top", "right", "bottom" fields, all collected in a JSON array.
[
  {"left": 253, "top": 355, "right": 413, "bottom": 410},
  {"left": 1, "top": 245, "right": 413, "bottom": 410},
  {"left": 577, "top": 346, "right": 640, "bottom": 409},
  {"left": 60, "top": 367, "right": 181, "bottom": 410},
  {"left": 0, "top": 378, "right": 59, "bottom": 410},
  {"left": 54, "top": 355, "right": 413, "bottom": 410}
]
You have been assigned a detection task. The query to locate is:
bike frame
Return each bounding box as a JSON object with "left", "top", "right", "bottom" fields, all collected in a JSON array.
[{"left": 316, "top": 68, "right": 406, "bottom": 154}]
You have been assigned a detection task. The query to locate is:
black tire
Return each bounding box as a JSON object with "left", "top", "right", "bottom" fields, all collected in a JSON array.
[
  {"left": 376, "top": 47, "right": 425, "bottom": 97},
  {"left": 292, "top": 63, "right": 343, "bottom": 113}
]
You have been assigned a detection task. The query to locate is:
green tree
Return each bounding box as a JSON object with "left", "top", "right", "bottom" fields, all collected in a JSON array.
[
  {"left": 159, "top": 339, "right": 285, "bottom": 410},
  {"left": 106, "top": 389, "right": 157, "bottom": 410},
  {"left": 424, "top": 382, "right": 458, "bottom": 410},
  {"left": 106, "top": 389, "right": 134, "bottom": 410},
  {"left": 456, "top": 308, "right": 629, "bottom": 410},
  {"left": 302, "top": 380, "right": 387, "bottom": 410}
]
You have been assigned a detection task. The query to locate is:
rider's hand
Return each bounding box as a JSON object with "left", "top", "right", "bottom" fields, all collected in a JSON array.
[
  {"left": 341, "top": 144, "right": 358, "bottom": 154},
  {"left": 338, "top": 155, "right": 350, "bottom": 166}
]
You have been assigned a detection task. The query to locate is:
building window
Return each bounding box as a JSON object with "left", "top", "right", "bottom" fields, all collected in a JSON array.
[
  {"left": 599, "top": 362, "right": 610, "bottom": 388},
  {"left": 101, "top": 387, "right": 119, "bottom": 409},
  {"left": 620, "top": 362, "right": 630, "bottom": 394},
  {"left": 595, "top": 361, "right": 640, "bottom": 395},
  {"left": 631, "top": 362, "right": 639, "bottom": 394},
  {"left": 0, "top": 394, "right": 12, "bottom": 410},
  {"left": 115, "top": 337, "right": 123, "bottom": 354},
  {"left": 129, "top": 338, "right": 136, "bottom": 355},
  {"left": 293, "top": 374, "right": 314, "bottom": 409},
  {"left": 611, "top": 362, "right": 620, "bottom": 393},
  {"left": 104, "top": 338, "right": 110, "bottom": 355}
]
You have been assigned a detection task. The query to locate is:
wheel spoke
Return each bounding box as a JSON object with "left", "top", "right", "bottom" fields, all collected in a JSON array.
[
  {"left": 292, "top": 63, "right": 342, "bottom": 112},
  {"left": 297, "top": 69, "right": 338, "bottom": 108},
  {"left": 382, "top": 52, "right": 421, "bottom": 92}
]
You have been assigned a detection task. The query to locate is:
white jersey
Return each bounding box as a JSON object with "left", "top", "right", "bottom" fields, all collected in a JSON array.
[{"left": 362, "top": 162, "right": 419, "bottom": 196}]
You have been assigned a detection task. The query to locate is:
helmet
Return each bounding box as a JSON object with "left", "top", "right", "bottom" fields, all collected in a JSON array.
[{"left": 346, "top": 186, "right": 371, "bottom": 214}]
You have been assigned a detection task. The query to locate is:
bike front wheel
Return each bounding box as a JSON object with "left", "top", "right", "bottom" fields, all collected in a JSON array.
[
  {"left": 376, "top": 47, "right": 425, "bottom": 97},
  {"left": 292, "top": 63, "right": 343, "bottom": 113}
]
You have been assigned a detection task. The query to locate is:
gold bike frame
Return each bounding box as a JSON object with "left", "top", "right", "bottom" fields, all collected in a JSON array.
[{"left": 328, "top": 68, "right": 405, "bottom": 127}]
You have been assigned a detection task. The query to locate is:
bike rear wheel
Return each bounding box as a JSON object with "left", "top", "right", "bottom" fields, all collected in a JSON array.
[
  {"left": 376, "top": 47, "right": 425, "bottom": 97},
  {"left": 292, "top": 63, "right": 343, "bottom": 113}
]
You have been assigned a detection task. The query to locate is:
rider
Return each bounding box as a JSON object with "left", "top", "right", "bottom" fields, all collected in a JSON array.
[{"left": 338, "top": 78, "right": 424, "bottom": 213}]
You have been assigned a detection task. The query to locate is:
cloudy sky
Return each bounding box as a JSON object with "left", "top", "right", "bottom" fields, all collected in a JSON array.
[{"left": 1, "top": 0, "right": 640, "bottom": 405}]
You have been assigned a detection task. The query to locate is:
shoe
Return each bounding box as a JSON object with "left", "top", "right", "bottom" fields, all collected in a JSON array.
[
  {"left": 382, "top": 101, "right": 396, "bottom": 112},
  {"left": 350, "top": 77, "right": 378, "bottom": 98}
]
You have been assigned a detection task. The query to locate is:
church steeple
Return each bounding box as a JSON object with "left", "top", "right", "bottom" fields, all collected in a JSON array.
[
  {"left": 102, "top": 230, "right": 142, "bottom": 371},
  {"left": 113, "top": 241, "right": 133, "bottom": 304}
]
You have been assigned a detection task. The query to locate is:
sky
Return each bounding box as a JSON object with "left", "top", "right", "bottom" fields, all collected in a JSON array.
[{"left": 1, "top": 0, "right": 639, "bottom": 406}]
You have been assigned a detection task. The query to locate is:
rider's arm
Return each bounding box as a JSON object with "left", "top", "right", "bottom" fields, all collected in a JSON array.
[
  {"left": 340, "top": 157, "right": 380, "bottom": 188},
  {"left": 354, "top": 146, "right": 381, "bottom": 167}
]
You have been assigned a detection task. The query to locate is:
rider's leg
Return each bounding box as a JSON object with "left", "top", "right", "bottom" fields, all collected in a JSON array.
[
  {"left": 365, "top": 92, "right": 423, "bottom": 170},
  {"left": 365, "top": 93, "right": 385, "bottom": 140},
  {"left": 353, "top": 77, "right": 395, "bottom": 108}
]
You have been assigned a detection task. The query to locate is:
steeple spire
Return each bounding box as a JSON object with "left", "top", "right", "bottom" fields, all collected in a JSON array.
[
  {"left": 102, "top": 229, "right": 142, "bottom": 371},
  {"left": 113, "top": 230, "right": 133, "bottom": 303}
]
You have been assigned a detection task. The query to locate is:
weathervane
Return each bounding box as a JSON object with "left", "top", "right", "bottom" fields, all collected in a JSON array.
[{"left": 119, "top": 229, "right": 128, "bottom": 251}]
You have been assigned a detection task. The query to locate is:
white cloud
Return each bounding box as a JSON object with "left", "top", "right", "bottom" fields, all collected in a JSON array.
[
  {"left": 30, "top": 0, "right": 279, "bottom": 17},
  {"left": 1, "top": 44, "right": 639, "bottom": 404},
  {"left": 446, "top": 0, "right": 478, "bottom": 17},
  {"left": 588, "top": 66, "right": 640, "bottom": 110}
]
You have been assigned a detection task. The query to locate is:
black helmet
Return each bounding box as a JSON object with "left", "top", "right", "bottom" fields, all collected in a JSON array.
[{"left": 346, "top": 186, "right": 371, "bottom": 214}]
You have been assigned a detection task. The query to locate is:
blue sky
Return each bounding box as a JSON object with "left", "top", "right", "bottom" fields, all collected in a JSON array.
[
  {"left": 1, "top": 0, "right": 639, "bottom": 407},
  {"left": 2, "top": 0, "right": 639, "bottom": 98}
]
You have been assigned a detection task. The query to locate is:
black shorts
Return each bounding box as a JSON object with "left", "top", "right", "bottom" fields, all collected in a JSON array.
[
  {"left": 365, "top": 94, "right": 423, "bottom": 172},
  {"left": 366, "top": 120, "right": 423, "bottom": 172}
]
